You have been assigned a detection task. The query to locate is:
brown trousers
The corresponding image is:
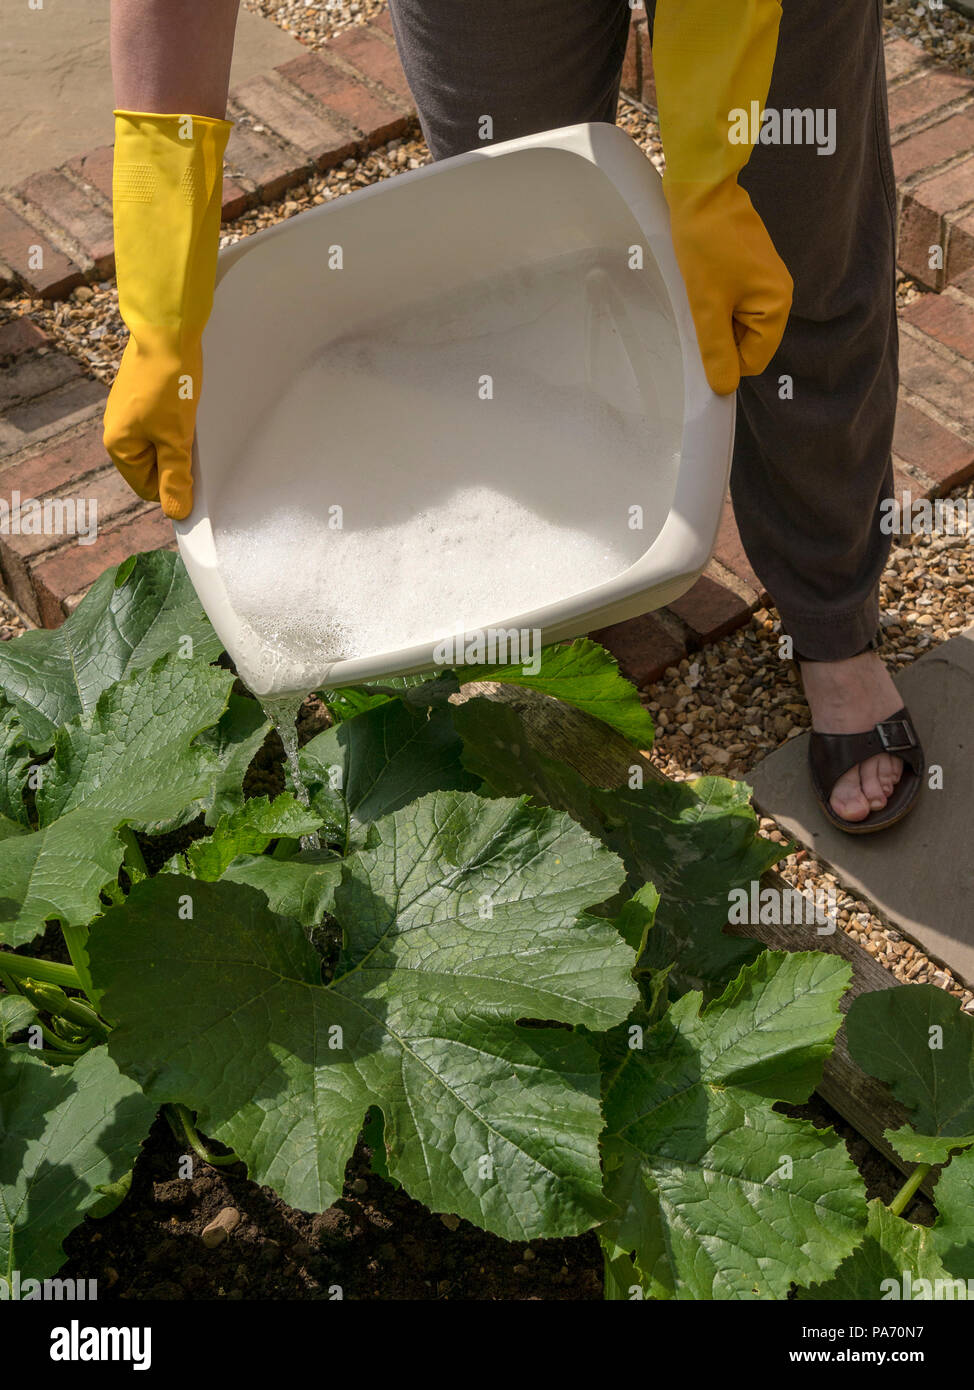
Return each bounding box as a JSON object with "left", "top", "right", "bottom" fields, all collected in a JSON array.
[{"left": 386, "top": 0, "right": 898, "bottom": 659}]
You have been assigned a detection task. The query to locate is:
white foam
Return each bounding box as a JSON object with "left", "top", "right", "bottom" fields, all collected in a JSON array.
[
  {"left": 218, "top": 484, "right": 637, "bottom": 687},
  {"left": 210, "top": 251, "right": 683, "bottom": 694}
]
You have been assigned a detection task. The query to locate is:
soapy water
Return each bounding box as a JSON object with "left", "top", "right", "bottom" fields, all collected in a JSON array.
[
  {"left": 211, "top": 250, "right": 683, "bottom": 695},
  {"left": 261, "top": 693, "right": 321, "bottom": 852}
]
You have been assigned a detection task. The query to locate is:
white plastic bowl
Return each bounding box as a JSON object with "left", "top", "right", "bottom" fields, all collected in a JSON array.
[{"left": 177, "top": 122, "right": 735, "bottom": 695}]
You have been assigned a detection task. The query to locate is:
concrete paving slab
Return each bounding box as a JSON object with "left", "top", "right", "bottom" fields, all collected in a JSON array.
[
  {"left": 748, "top": 627, "right": 974, "bottom": 983},
  {"left": 0, "top": 0, "right": 305, "bottom": 189}
]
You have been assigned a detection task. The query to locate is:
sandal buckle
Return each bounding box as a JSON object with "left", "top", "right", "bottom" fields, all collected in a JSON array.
[{"left": 877, "top": 717, "right": 916, "bottom": 752}]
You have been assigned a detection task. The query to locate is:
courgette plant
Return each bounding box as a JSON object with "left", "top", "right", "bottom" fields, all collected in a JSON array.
[{"left": 0, "top": 550, "right": 971, "bottom": 1298}]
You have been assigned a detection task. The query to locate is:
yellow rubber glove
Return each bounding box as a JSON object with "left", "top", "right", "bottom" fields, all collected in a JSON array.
[
  {"left": 654, "top": 1, "right": 794, "bottom": 395},
  {"left": 104, "top": 112, "right": 231, "bottom": 520}
]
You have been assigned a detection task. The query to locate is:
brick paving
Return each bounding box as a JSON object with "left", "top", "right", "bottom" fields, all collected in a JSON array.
[{"left": 1, "top": 15, "right": 973, "bottom": 672}]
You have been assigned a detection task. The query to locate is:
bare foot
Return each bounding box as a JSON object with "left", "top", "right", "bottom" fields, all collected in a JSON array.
[{"left": 798, "top": 651, "right": 904, "bottom": 823}]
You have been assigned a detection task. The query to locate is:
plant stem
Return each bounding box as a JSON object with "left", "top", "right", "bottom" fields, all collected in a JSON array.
[
  {"left": 170, "top": 1104, "right": 240, "bottom": 1168},
  {"left": 46, "top": 992, "right": 109, "bottom": 1040},
  {"left": 118, "top": 826, "right": 149, "bottom": 883},
  {"left": 38, "top": 1022, "right": 90, "bottom": 1054},
  {"left": 0, "top": 952, "right": 83, "bottom": 990},
  {"left": 889, "top": 1164, "right": 932, "bottom": 1218},
  {"left": 60, "top": 924, "right": 97, "bottom": 1004}
]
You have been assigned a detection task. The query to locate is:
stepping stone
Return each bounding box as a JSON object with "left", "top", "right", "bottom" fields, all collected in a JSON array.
[
  {"left": 748, "top": 626, "right": 974, "bottom": 983},
  {"left": 0, "top": 6, "right": 304, "bottom": 190}
]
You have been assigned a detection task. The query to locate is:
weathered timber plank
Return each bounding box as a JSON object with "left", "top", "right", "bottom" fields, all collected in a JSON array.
[{"left": 461, "top": 680, "right": 930, "bottom": 1194}]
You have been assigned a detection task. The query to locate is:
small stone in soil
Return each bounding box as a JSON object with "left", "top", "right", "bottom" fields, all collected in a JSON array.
[{"left": 201, "top": 1206, "right": 241, "bottom": 1249}]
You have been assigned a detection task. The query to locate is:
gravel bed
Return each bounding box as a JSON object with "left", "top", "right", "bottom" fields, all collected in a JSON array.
[
  {"left": 242, "top": 0, "right": 386, "bottom": 46},
  {"left": 885, "top": 0, "right": 974, "bottom": 77},
  {"left": 0, "top": 592, "right": 30, "bottom": 642}
]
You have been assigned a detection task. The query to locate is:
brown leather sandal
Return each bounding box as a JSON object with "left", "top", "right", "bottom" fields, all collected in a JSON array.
[
  {"left": 807, "top": 708, "right": 925, "bottom": 834},
  {"left": 792, "top": 636, "right": 925, "bottom": 834}
]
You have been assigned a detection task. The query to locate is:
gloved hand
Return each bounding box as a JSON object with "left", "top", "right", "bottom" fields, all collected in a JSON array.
[
  {"left": 104, "top": 111, "right": 231, "bottom": 520},
  {"left": 653, "top": 0, "right": 793, "bottom": 395}
]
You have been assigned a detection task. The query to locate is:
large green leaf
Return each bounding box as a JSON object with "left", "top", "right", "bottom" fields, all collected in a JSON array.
[
  {"left": 213, "top": 699, "right": 476, "bottom": 925},
  {"left": 797, "top": 1199, "right": 966, "bottom": 1301},
  {"left": 90, "top": 791, "right": 639, "bottom": 1239},
  {"left": 298, "top": 700, "right": 478, "bottom": 853},
  {"left": 462, "top": 639, "right": 656, "bottom": 749},
  {"left": 221, "top": 851, "right": 343, "bottom": 926},
  {"left": 193, "top": 693, "right": 271, "bottom": 828},
  {"left": 453, "top": 697, "right": 780, "bottom": 994},
  {"left": 0, "top": 1045, "right": 155, "bottom": 1281},
  {"left": 931, "top": 1146, "right": 974, "bottom": 1279},
  {"left": 0, "top": 996, "right": 37, "bottom": 1045},
  {"left": 328, "top": 640, "right": 655, "bottom": 748},
  {"left": 600, "top": 950, "right": 865, "bottom": 1299},
  {"left": 0, "top": 655, "right": 238, "bottom": 947},
  {"left": 0, "top": 550, "right": 222, "bottom": 748},
  {"left": 178, "top": 793, "right": 321, "bottom": 880},
  {"left": 171, "top": 791, "right": 339, "bottom": 928},
  {"left": 0, "top": 707, "right": 31, "bottom": 837},
  {"left": 846, "top": 986, "right": 974, "bottom": 1165}
]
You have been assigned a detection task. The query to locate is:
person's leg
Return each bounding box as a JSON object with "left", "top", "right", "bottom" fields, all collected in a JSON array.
[
  {"left": 386, "top": 0, "right": 631, "bottom": 161},
  {"left": 732, "top": 0, "right": 904, "bottom": 822},
  {"left": 643, "top": 0, "right": 903, "bottom": 821}
]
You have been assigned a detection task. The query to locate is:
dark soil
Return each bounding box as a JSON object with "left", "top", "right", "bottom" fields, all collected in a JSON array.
[
  {"left": 56, "top": 1090, "right": 933, "bottom": 1302},
  {"left": 60, "top": 1114, "right": 603, "bottom": 1301}
]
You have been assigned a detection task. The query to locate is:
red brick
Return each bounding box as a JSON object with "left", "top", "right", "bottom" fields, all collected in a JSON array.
[
  {"left": 0, "top": 421, "right": 109, "bottom": 501},
  {"left": 913, "top": 154, "right": 974, "bottom": 219},
  {"left": 637, "top": 24, "right": 657, "bottom": 109},
  {"left": 0, "top": 465, "right": 140, "bottom": 594},
  {"left": 0, "top": 352, "right": 83, "bottom": 413},
  {"left": 948, "top": 209, "right": 974, "bottom": 286},
  {"left": 233, "top": 72, "right": 356, "bottom": 170},
  {"left": 224, "top": 121, "right": 308, "bottom": 202},
  {"left": 0, "top": 318, "right": 50, "bottom": 361},
  {"left": 893, "top": 110, "right": 974, "bottom": 186},
  {"left": 903, "top": 291, "right": 974, "bottom": 359},
  {"left": 899, "top": 329, "right": 974, "bottom": 433},
  {"left": 31, "top": 507, "right": 174, "bottom": 627},
  {"left": 892, "top": 395, "right": 974, "bottom": 490},
  {"left": 954, "top": 261, "right": 974, "bottom": 297},
  {"left": 221, "top": 176, "right": 251, "bottom": 222},
  {"left": 888, "top": 70, "right": 972, "bottom": 134},
  {"left": 883, "top": 37, "right": 931, "bottom": 86},
  {"left": 370, "top": 8, "right": 396, "bottom": 40},
  {"left": 666, "top": 572, "right": 755, "bottom": 645},
  {"left": 327, "top": 25, "right": 414, "bottom": 107},
  {"left": 713, "top": 495, "right": 767, "bottom": 599},
  {"left": 621, "top": 19, "right": 642, "bottom": 99},
  {"left": 65, "top": 144, "right": 115, "bottom": 204},
  {"left": 0, "top": 378, "right": 106, "bottom": 460},
  {"left": 279, "top": 52, "right": 410, "bottom": 146},
  {"left": 1, "top": 468, "right": 136, "bottom": 614},
  {"left": 897, "top": 193, "right": 946, "bottom": 289},
  {"left": 17, "top": 170, "right": 115, "bottom": 277},
  {"left": 0, "top": 200, "right": 82, "bottom": 299},
  {"left": 588, "top": 611, "right": 686, "bottom": 688}
]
